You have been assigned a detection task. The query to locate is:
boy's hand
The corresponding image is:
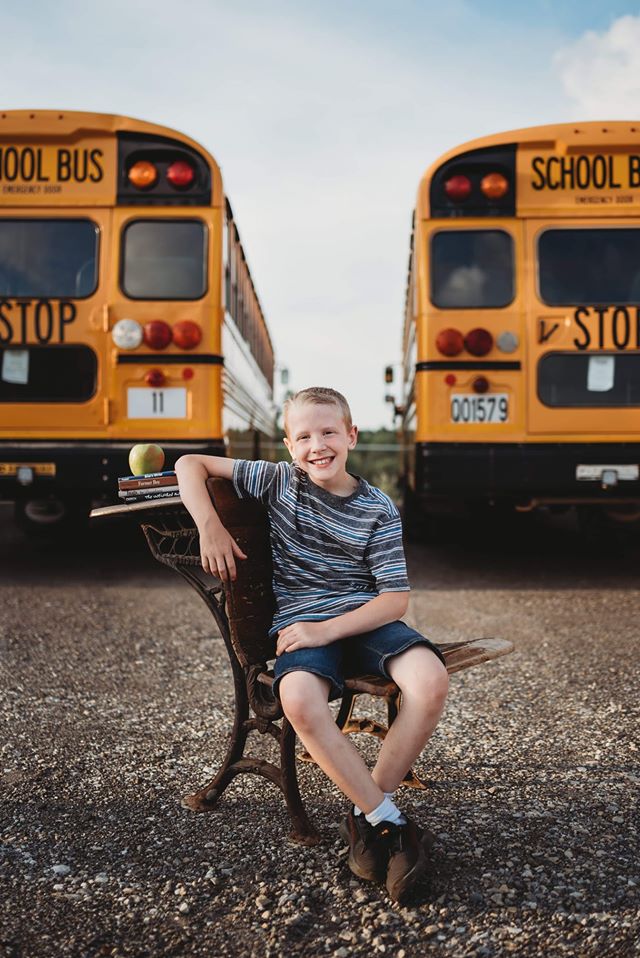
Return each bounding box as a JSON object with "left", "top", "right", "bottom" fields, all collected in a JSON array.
[
  {"left": 199, "top": 520, "right": 247, "bottom": 582},
  {"left": 276, "top": 621, "right": 333, "bottom": 656}
]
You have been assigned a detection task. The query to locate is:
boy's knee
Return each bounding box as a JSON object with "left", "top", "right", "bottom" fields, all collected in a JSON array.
[
  {"left": 390, "top": 646, "right": 449, "bottom": 705},
  {"left": 278, "top": 671, "right": 331, "bottom": 730}
]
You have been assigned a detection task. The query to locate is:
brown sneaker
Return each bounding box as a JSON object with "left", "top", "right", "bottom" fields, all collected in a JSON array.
[
  {"left": 379, "top": 817, "right": 426, "bottom": 903},
  {"left": 339, "top": 808, "right": 387, "bottom": 882}
]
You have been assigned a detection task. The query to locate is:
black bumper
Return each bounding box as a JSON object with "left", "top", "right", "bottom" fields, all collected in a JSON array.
[
  {"left": 415, "top": 442, "right": 640, "bottom": 504},
  {"left": 0, "top": 440, "right": 226, "bottom": 502}
]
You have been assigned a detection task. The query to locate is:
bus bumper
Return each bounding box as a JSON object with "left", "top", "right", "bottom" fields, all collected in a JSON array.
[
  {"left": 0, "top": 440, "right": 226, "bottom": 503},
  {"left": 415, "top": 441, "right": 640, "bottom": 508}
]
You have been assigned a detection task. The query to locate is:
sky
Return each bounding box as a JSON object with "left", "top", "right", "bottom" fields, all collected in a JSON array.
[{"left": 3, "top": 0, "right": 640, "bottom": 426}]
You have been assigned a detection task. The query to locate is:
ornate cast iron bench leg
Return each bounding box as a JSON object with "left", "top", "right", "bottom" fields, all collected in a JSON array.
[{"left": 141, "top": 516, "right": 320, "bottom": 846}]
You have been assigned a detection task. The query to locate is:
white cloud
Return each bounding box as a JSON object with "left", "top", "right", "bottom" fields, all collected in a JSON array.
[{"left": 556, "top": 14, "right": 640, "bottom": 118}]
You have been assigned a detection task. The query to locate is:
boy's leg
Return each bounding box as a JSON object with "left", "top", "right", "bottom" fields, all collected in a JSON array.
[
  {"left": 372, "top": 644, "right": 449, "bottom": 794},
  {"left": 278, "top": 670, "right": 385, "bottom": 814}
]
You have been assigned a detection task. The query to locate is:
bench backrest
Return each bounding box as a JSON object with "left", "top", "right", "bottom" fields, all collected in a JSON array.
[{"left": 207, "top": 477, "right": 276, "bottom": 667}]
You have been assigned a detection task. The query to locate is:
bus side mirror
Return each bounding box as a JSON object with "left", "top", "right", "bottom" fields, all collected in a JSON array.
[{"left": 384, "top": 365, "right": 394, "bottom": 384}]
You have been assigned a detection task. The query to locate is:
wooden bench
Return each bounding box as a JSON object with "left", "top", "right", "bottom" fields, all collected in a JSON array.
[{"left": 92, "top": 477, "right": 514, "bottom": 846}]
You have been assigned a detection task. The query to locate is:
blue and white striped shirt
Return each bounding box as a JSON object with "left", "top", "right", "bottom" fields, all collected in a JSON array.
[{"left": 232, "top": 459, "right": 409, "bottom": 636}]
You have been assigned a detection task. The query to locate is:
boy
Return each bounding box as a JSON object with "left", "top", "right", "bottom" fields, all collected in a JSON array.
[{"left": 175, "top": 387, "right": 449, "bottom": 903}]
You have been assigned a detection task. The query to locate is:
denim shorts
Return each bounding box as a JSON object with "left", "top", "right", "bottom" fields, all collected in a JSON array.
[{"left": 272, "top": 620, "right": 445, "bottom": 701}]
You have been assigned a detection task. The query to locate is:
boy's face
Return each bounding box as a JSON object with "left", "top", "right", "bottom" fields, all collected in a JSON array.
[{"left": 284, "top": 402, "right": 358, "bottom": 493}]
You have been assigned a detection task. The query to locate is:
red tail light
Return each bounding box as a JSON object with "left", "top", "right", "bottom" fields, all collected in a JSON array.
[
  {"left": 444, "top": 174, "right": 472, "bottom": 201},
  {"left": 145, "top": 369, "right": 166, "bottom": 387},
  {"left": 472, "top": 375, "right": 489, "bottom": 394},
  {"left": 436, "top": 328, "right": 464, "bottom": 356},
  {"left": 167, "top": 160, "right": 195, "bottom": 188},
  {"left": 143, "top": 320, "right": 172, "bottom": 350},
  {"left": 173, "top": 320, "right": 202, "bottom": 350},
  {"left": 465, "top": 328, "right": 493, "bottom": 356}
]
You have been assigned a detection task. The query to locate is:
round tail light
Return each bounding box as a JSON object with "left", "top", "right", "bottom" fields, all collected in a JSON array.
[
  {"left": 472, "top": 375, "right": 489, "bottom": 394},
  {"left": 112, "top": 318, "right": 143, "bottom": 350},
  {"left": 444, "top": 174, "right": 472, "bottom": 201},
  {"left": 465, "top": 328, "right": 493, "bottom": 356},
  {"left": 173, "top": 320, "right": 202, "bottom": 350},
  {"left": 128, "top": 160, "right": 158, "bottom": 189},
  {"left": 481, "top": 172, "right": 509, "bottom": 199},
  {"left": 436, "top": 328, "right": 464, "bottom": 357},
  {"left": 143, "top": 320, "right": 172, "bottom": 350},
  {"left": 167, "top": 160, "right": 195, "bottom": 188},
  {"left": 145, "top": 369, "right": 166, "bottom": 387}
]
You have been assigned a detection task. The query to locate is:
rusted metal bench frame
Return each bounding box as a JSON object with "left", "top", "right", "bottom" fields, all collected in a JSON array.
[{"left": 93, "top": 478, "right": 513, "bottom": 846}]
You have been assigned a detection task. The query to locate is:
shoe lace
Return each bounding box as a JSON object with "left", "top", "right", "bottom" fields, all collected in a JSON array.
[{"left": 372, "top": 821, "right": 403, "bottom": 853}]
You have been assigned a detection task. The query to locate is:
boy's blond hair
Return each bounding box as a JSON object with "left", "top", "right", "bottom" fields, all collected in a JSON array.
[{"left": 283, "top": 387, "right": 353, "bottom": 435}]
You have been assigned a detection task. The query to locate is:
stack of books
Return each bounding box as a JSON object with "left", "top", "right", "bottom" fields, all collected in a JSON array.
[{"left": 117, "top": 470, "right": 181, "bottom": 504}]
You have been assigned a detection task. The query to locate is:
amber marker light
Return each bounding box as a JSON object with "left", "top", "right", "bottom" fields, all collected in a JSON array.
[
  {"left": 481, "top": 172, "right": 509, "bottom": 199},
  {"left": 167, "top": 160, "right": 195, "bottom": 188},
  {"left": 436, "top": 328, "right": 464, "bottom": 356},
  {"left": 444, "top": 174, "right": 472, "bottom": 201},
  {"left": 173, "top": 320, "right": 202, "bottom": 350},
  {"left": 128, "top": 160, "right": 158, "bottom": 189},
  {"left": 143, "top": 320, "right": 172, "bottom": 350},
  {"left": 146, "top": 369, "right": 166, "bottom": 387}
]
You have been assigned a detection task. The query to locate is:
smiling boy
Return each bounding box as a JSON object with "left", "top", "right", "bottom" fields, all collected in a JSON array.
[{"left": 175, "top": 387, "right": 448, "bottom": 902}]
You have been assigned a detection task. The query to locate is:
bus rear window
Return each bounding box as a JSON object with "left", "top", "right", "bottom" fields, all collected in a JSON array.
[
  {"left": 121, "top": 220, "right": 207, "bottom": 300},
  {"left": 430, "top": 230, "right": 514, "bottom": 308},
  {"left": 0, "top": 346, "right": 97, "bottom": 402},
  {"left": 538, "top": 352, "right": 640, "bottom": 407},
  {"left": 538, "top": 228, "right": 640, "bottom": 305},
  {"left": 0, "top": 220, "right": 98, "bottom": 298}
]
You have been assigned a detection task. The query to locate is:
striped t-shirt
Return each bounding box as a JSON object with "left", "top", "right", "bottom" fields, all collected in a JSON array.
[{"left": 232, "top": 459, "right": 409, "bottom": 636}]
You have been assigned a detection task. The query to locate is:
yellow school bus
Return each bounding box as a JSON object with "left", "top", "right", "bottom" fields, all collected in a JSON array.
[
  {"left": 394, "top": 121, "right": 640, "bottom": 531},
  {"left": 0, "top": 110, "right": 276, "bottom": 531}
]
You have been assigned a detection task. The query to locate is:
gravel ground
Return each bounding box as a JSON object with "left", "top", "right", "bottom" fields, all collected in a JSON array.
[{"left": 1, "top": 508, "right": 639, "bottom": 957}]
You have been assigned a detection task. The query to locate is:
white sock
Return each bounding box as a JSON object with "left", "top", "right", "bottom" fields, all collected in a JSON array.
[
  {"left": 354, "top": 792, "right": 394, "bottom": 817},
  {"left": 364, "top": 796, "right": 407, "bottom": 827}
]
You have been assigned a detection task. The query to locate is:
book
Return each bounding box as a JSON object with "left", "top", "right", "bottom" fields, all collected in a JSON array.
[
  {"left": 118, "top": 468, "right": 176, "bottom": 482},
  {"left": 118, "top": 472, "right": 177, "bottom": 491},
  {"left": 119, "top": 487, "right": 181, "bottom": 503}
]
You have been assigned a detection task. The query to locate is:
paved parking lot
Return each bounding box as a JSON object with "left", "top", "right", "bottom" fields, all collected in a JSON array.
[{"left": 1, "top": 507, "right": 638, "bottom": 956}]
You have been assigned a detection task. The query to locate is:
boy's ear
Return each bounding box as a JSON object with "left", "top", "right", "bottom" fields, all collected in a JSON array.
[
  {"left": 283, "top": 435, "right": 294, "bottom": 459},
  {"left": 348, "top": 425, "right": 358, "bottom": 448}
]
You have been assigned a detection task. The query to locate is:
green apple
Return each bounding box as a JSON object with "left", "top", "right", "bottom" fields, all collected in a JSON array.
[{"left": 128, "top": 443, "right": 165, "bottom": 476}]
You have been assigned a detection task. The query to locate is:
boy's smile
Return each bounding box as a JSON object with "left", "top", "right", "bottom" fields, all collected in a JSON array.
[{"left": 284, "top": 402, "right": 358, "bottom": 496}]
